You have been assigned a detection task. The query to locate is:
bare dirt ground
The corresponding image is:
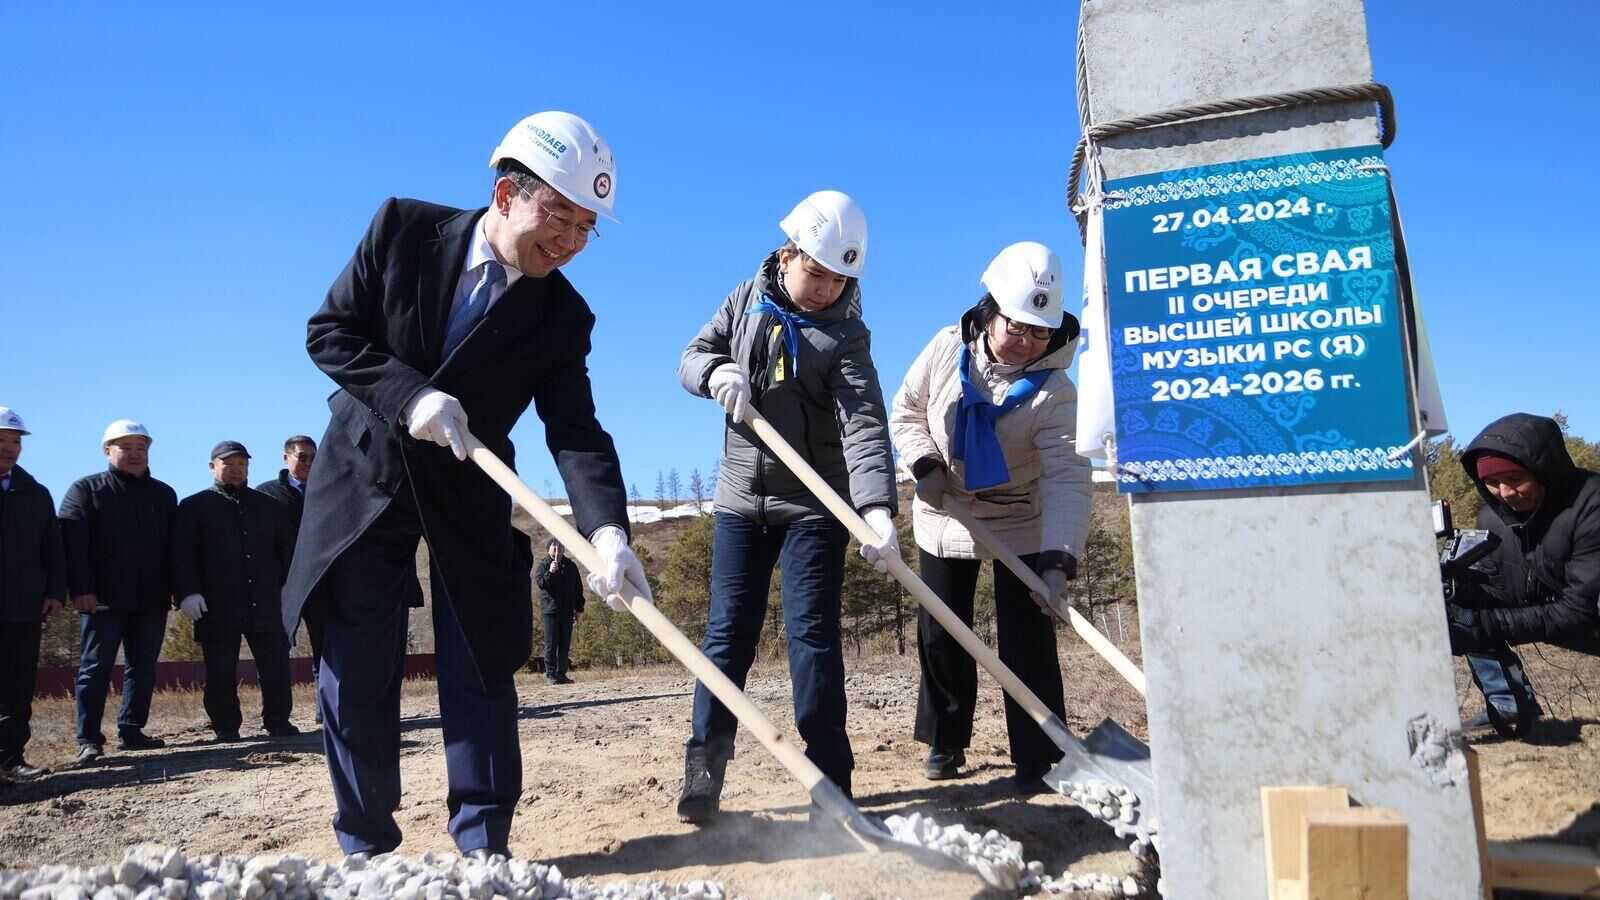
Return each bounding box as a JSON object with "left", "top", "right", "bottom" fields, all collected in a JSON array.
[{"left": 2, "top": 644, "right": 1595, "bottom": 898}]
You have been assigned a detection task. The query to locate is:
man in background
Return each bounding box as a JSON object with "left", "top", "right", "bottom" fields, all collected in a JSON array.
[
  {"left": 172, "top": 441, "right": 296, "bottom": 741},
  {"left": 0, "top": 408, "right": 66, "bottom": 782},
  {"left": 256, "top": 436, "right": 323, "bottom": 721},
  {"left": 534, "top": 539, "right": 583, "bottom": 685},
  {"left": 59, "top": 419, "right": 176, "bottom": 765}
]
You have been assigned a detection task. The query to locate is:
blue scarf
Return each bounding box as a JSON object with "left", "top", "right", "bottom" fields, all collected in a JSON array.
[
  {"left": 951, "top": 344, "right": 1050, "bottom": 490},
  {"left": 746, "top": 294, "right": 820, "bottom": 364}
]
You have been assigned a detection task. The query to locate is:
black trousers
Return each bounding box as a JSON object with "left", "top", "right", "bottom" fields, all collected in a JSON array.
[
  {"left": 914, "top": 549, "right": 1067, "bottom": 770},
  {"left": 0, "top": 621, "right": 42, "bottom": 766},
  {"left": 200, "top": 628, "right": 294, "bottom": 733},
  {"left": 542, "top": 610, "right": 573, "bottom": 678}
]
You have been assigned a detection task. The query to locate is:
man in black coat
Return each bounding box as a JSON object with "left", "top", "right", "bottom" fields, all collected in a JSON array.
[
  {"left": 281, "top": 111, "right": 648, "bottom": 859},
  {"left": 59, "top": 419, "right": 177, "bottom": 764},
  {"left": 534, "top": 539, "right": 584, "bottom": 685},
  {"left": 256, "top": 435, "right": 323, "bottom": 706},
  {"left": 1448, "top": 413, "right": 1600, "bottom": 729},
  {"left": 0, "top": 407, "right": 67, "bottom": 782},
  {"left": 173, "top": 441, "right": 297, "bottom": 741}
]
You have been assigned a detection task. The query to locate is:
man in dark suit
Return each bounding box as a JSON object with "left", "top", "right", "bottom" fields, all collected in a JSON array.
[
  {"left": 281, "top": 111, "right": 649, "bottom": 860},
  {"left": 256, "top": 435, "right": 323, "bottom": 718}
]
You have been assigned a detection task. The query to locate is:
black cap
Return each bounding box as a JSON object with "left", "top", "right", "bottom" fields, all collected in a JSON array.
[{"left": 210, "top": 440, "right": 251, "bottom": 461}]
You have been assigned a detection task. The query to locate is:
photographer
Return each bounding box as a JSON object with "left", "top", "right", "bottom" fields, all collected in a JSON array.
[{"left": 1448, "top": 413, "right": 1600, "bottom": 730}]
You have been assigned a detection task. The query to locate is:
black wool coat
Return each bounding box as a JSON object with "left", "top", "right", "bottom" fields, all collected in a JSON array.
[
  {"left": 172, "top": 484, "right": 292, "bottom": 640},
  {"left": 534, "top": 555, "right": 584, "bottom": 616},
  {"left": 59, "top": 467, "right": 177, "bottom": 612},
  {"left": 255, "top": 471, "right": 305, "bottom": 544},
  {"left": 281, "top": 198, "right": 629, "bottom": 680},
  {"left": 1461, "top": 413, "right": 1600, "bottom": 650},
  {"left": 0, "top": 466, "right": 68, "bottom": 624}
]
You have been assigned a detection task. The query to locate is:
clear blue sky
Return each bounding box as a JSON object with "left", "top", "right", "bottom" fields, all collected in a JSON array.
[{"left": 3, "top": 2, "right": 1596, "bottom": 499}]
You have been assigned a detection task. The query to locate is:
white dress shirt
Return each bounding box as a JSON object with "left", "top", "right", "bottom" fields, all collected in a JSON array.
[{"left": 444, "top": 215, "right": 524, "bottom": 327}]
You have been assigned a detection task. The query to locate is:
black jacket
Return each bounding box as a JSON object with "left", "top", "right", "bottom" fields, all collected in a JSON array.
[
  {"left": 255, "top": 470, "right": 305, "bottom": 543},
  {"left": 173, "top": 484, "right": 293, "bottom": 640},
  {"left": 534, "top": 555, "right": 584, "bottom": 615},
  {"left": 58, "top": 467, "right": 177, "bottom": 612},
  {"left": 1461, "top": 413, "right": 1600, "bottom": 650},
  {"left": 282, "top": 198, "right": 629, "bottom": 680},
  {"left": 0, "top": 466, "right": 67, "bottom": 624}
]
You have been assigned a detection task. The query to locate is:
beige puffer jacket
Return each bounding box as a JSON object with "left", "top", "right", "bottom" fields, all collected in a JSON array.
[{"left": 889, "top": 321, "right": 1091, "bottom": 564}]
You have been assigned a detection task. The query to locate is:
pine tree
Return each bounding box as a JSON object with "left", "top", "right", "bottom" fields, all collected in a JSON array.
[
  {"left": 689, "top": 470, "right": 706, "bottom": 514},
  {"left": 667, "top": 469, "right": 682, "bottom": 507}
]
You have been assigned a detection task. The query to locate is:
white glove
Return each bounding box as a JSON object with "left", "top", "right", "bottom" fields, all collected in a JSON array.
[
  {"left": 404, "top": 388, "right": 470, "bottom": 461},
  {"left": 586, "top": 524, "right": 652, "bottom": 610},
  {"left": 179, "top": 594, "right": 208, "bottom": 621},
  {"left": 858, "top": 507, "right": 899, "bottom": 580},
  {"left": 1032, "top": 569, "right": 1069, "bottom": 616},
  {"left": 707, "top": 363, "right": 751, "bottom": 422}
]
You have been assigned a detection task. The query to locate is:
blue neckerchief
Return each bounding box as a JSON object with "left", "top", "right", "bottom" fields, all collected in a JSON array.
[
  {"left": 746, "top": 294, "right": 820, "bottom": 364},
  {"left": 951, "top": 344, "right": 1050, "bottom": 490}
]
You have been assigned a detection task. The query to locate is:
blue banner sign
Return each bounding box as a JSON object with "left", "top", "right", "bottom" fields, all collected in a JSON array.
[{"left": 1103, "top": 145, "right": 1414, "bottom": 493}]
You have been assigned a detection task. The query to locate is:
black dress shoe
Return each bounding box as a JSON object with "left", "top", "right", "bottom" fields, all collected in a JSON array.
[
  {"left": 465, "top": 847, "right": 511, "bottom": 863},
  {"left": 265, "top": 722, "right": 302, "bottom": 737},
  {"left": 1, "top": 761, "right": 49, "bottom": 781},
  {"left": 923, "top": 747, "right": 966, "bottom": 780},
  {"left": 214, "top": 729, "right": 241, "bottom": 743},
  {"left": 117, "top": 731, "right": 166, "bottom": 751},
  {"left": 77, "top": 744, "right": 106, "bottom": 765},
  {"left": 1005, "top": 765, "right": 1053, "bottom": 796}
]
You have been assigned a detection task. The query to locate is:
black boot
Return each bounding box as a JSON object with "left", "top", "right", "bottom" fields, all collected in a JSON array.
[{"left": 676, "top": 746, "right": 726, "bottom": 825}]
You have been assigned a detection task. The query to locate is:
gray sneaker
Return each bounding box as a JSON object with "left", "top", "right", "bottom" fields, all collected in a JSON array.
[{"left": 77, "top": 744, "right": 105, "bottom": 766}]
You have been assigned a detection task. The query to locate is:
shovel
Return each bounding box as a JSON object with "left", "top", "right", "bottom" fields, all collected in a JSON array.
[
  {"left": 739, "top": 408, "right": 1159, "bottom": 840},
  {"left": 462, "top": 433, "right": 991, "bottom": 883},
  {"left": 937, "top": 501, "right": 1158, "bottom": 824}
]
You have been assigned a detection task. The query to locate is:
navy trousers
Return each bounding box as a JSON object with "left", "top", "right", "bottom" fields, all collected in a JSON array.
[
  {"left": 689, "top": 512, "right": 853, "bottom": 790},
  {"left": 75, "top": 608, "right": 168, "bottom": 746},
  {"left": 0, "top": 622, "right": 42, "bottom": 766},
  {"left": 914, "top": 549, "right": 1067, "bottom": 771},
  {"left": 319, "top": 496, "right": 521, "bottom": 856},
  {"left": 541, "top": 611, "right": 573, "bottom": 679}
]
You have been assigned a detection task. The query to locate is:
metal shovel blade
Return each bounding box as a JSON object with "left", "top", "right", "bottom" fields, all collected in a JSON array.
[
  {"left": 1043, "top": 717, "right": 1160, "bottom": 836},
  {"left": 805, "top": 780, "right": 996, "bottom": 885}
]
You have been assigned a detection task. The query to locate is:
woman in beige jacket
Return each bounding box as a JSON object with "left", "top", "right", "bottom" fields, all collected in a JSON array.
[{"left": 888, "top": 242, "right": 1092, "bottom": 792}]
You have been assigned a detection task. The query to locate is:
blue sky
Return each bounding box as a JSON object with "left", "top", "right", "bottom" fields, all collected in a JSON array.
[{"left": 3, "top": 2, "right": 1596, "bottom": 499}]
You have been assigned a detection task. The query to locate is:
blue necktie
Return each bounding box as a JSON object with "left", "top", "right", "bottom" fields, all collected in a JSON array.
[
  {"left": 442, "top": 260, "right": 505, "bottom": 359},
  {"left": 951, "top": 344, "right": 1051, "bottom": 490}
]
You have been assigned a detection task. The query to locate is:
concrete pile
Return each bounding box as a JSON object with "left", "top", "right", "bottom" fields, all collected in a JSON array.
[{"left": 0, "top": 845, "right": 725, "bottom": 900}]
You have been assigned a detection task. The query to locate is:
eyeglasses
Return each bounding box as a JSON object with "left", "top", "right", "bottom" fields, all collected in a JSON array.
[
  {"left": 517, "top": 185, "right": 599, "bottom": 243},
  {"left": 999, "top": 313, "right": 1055, "bottom": 341}
]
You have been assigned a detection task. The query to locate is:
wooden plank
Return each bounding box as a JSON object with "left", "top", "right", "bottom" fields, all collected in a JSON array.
[
  {"left": 1303, "top": 807, "right": 1409, "bottom": 899},
  {"left": 1262, "top": 786, "right": 1352, "bottom": 896},
  {"left": 1488, "top": 841, "right": 1600, "bottom": 895},
  {"left": 1463, "top": 748, "right": 1493, "bottom": 899}
]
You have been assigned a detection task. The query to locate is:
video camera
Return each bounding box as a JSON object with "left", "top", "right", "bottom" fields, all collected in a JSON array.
[{"left": 1432, "top": 500, "right": 1536, "bottom": 737}]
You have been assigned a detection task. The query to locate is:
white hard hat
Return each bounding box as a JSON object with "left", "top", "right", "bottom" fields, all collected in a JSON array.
[
  {"left": 103, "top": 419, "right": 152, "bottom": 445},
  {"left": 489, "top": 111, "right": 619, "bottom": 222},
  {"left": 779, "top": 190, "right": 868, "bottom": 278},
  {"left": 981, "top": 242, "right": 1065, "bottom": 329},
  {"left": 0, "top": 407, "right": 28, "bottom": 434}
]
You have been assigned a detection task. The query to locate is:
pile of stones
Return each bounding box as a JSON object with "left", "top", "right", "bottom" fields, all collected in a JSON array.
[{"left": 0, "top": 846, "right": 725, "bottom": 900}]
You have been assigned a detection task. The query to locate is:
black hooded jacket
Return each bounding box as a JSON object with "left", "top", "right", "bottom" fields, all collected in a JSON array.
[
  {"left": 58, "top": 467, "right": 178, "bottom": 612},
  {"left": 0, "top": 466, "right": 68, "bottom": 624},
  {"left": 1460, "top": 413, "right": 1600, "bottom": 649}
]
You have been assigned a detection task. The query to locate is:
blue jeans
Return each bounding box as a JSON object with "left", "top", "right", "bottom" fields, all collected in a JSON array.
[
  {"left": 75, "top": 609, "right": 169, "bottom": 746},
  {"left": 1467, "top": 648, "right": 1539, "bottom": 721},
  {"left": 689, "top": 512, "right": 853, "bottom": 790}
]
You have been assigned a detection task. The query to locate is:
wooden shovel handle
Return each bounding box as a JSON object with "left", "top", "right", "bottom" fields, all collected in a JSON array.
[
  {"left": 939, "top": 500, "right": 1147, "bottom": 696},
  {"left": 463, "top": 432, "right": 877, "bottom": 849}
]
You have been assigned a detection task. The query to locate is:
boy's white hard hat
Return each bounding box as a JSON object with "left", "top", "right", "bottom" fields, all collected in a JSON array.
[
  {"left": 103, "top": 419, "right": 152, "bottom": 445},
  {"left": 981, "top": 241, "right": 1064, "bottom": 328},
  {"left": 779, "top": 190, "right": 868, "bottom": 278},
  {"left": 489, "top": 111, "right": 619, "bottom": 222}
]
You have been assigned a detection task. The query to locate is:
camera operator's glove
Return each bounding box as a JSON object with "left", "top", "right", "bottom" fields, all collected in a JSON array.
[{"left": 1446, "top": 602, "right": 1494, "bottom": 655}]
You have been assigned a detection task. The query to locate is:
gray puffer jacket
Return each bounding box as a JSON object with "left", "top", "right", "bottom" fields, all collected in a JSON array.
[{"left": 679, "top": 252, "right": 897, "bottom": 525}]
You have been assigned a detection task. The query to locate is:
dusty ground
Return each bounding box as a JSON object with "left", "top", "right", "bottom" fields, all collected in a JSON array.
[{"left": 1, "top": 644, "right": 1595, "bottom": 898}]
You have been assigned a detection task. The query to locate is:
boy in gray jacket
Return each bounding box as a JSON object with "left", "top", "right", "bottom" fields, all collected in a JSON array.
[{"left": 674, "top": 191, "right": 898, "bottom": 822}]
